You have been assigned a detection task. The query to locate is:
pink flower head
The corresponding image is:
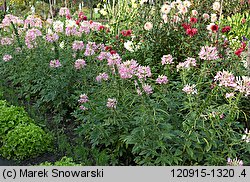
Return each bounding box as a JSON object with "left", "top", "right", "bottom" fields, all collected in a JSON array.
[
  {"left": 72, "top": 41, "right": 84, "bottom": 51},
  {"left": 144, "top": 22, "right": 153, "bottom": 31},
  {"left": 97, "top": 52, "right": 107, "bottom": 61},
  {"left": 24, "top": 15, "right": 42, "bottom": 28},
  {"left": 136, "top": 66, "right": 152, "bottom": 79},
  {"left": 3, "top": 54, "right": 12, "bottom": 62},
  {"left": 214, "top": 70, "right": 237, "bottom": 88},
  {"left": 45, "top": 33, "right": 59, "bottom": 43},
  {"left": 78, "top": 94, "right": 89, "bottom": 104},
  {"left": 177, "top": 57, "right": 197, "bottom": 71},
  {"left": 106, "top": 53, "right": 122, "bottom": 66},
  {"left": 225, "top": 92, "right": 234, "bottom": 98},
  {"left": 199, "top": 46, "right": 219, "bottom": 60},
  {"left": 156, "top": 75, "right": 168, "bottom": 84},
  {"left": 227, "top": 157, "right": 243, "bottom": 166},
  {"left": 118, "top": 59, "right": 139, "bottom": 79},
  {"left": 142, "top": 84, "right": 153, "bottom": 95},
  {"left": 106, "top": 98, "right": 117, "bottom": 109},
  {"left": 49, "top": 59, "right": 61, "bottom": 68},
  {"left": 96, "top": 73, "right": 109, "bottom": 82},
  {"left": 161, "top": 54, "right": 174, "bottom": 65},
  {"left": 79, "top": 105, "right": 88, "bottom": 111},
  {"left": 1, "top": 37, "right": 13, "bottom": 45},
  {"left": 59, "top": 7, "right": 70, "bottom": 16},
  {"left": 75, "top": 59, "right": 86, "bottom": 70},
  {"left": 182, "top": 84, "right": 197, "bottom": 94}
]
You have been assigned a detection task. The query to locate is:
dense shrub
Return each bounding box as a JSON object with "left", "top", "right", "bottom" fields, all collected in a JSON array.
[
  {"left": 39, "top": 156, "right": 81, "bottom": 166},
  {"left": 0, "top": 102, "right": 33, "bottom": 141},
  {"left": 0, "top": 123, "right": 53, "bottom": 160}
]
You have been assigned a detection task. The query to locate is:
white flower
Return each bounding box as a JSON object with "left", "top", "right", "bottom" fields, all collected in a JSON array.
[
  {"left": 192, "top": 10, "right": 198, "bottom": 16},
  {"left": 99, "top": 9, "right": 108, "bottom": 16},
  {"left": 162, "top": 14, "right": 168, "bottom": 23},
  {"left": 211, "top": 13, "right": 217, "bottom": 23},
  {"left": 124, "top": 40, "right": 134, "bottom": 52},
  {"left": 161, "top": 4, "right": 171, "bottom": 14},
  {"left": 66, "top": 20, "right": 77, "bottom": 28},
  {"left": 183, "top": 0, "right": 191, "bottom": 7},
  {"left": 213, "top": 1, "right": 220, "bottom": 11},
  {"left": 59, "top": 41, "right": 65, "bottom": 49},
  {"left": 140, "top": 0, "right": 148, "bottom": 4},
  {"left": 144, "top": 22, "right": 153, "bottom": 30},
  {"left": 53, "top": 20, "right": 64, "bottom": 33}
]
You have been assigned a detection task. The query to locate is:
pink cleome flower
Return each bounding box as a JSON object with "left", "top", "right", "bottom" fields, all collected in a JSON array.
[
  {"left": 74, "top": 59, "right": 86, "bottom": 70},
  {"left": 3, "top": 54, "right": 12, "bottom": 62},
  {"left": 156, "top": 75, "right": 168, "bottom": 84},
  {"left": 106, "top": 98, "right": 117, "bottom": 109},
  {"left": 49, "top": 59, "right": 61, "bottom": 68}
]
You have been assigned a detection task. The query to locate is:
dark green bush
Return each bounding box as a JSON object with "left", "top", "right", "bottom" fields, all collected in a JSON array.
[{"left": 0, "top": 123, "right": 53, "bottom": 160}]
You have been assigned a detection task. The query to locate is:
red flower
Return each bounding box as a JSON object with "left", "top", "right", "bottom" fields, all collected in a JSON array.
[
  {"left": 82, "top": 16, "right": 87, "bottom": 21},
  {"left": 211, "top": 24, "right": 219, "bottom": 32},
  {"left": 186, "top": 28, "right": 198, "bottom": 37},
  {"left": 66, "top": 14, "right": 71, "bottom": 19},
  {"left": 221, "top": 26, "right": 231, "bottom": 33},
  {"left": 241, "top": 42, "right": 246, "bottom": 49},
  {"left": 190, "top": 17, "right": 198, "bottom": 24},
  {"left": 89, "top": 20, "right": 93, "bottom": 24},
  {"left": 182, "top": 23, "right": 191, "bottom": 30},
  {"left": 76, "top": 20, "right": 80, "bottom": 26},
  {"left": 121, "top": 30, "right": 127, "bottom": 36},
  {"left": 98, "top": 25, "right": 105, "bottom": 31},
  {"left": 126, "top": 29, "right": 132, "bottom": 36},
  {"left": 242, "top": 18, "right": 246, "bottom": 24},
  {"left": 110, "top": 50, "right": 117, "bottom": 55},
  {"left": 78, "top": 12, "right": 84, "bottom": 19},
  {"left": 105, "top": 46, "right": 112, "bottom": 51},
  {"left": 235, "top": 48, "right": 244, "bottom": 57}
]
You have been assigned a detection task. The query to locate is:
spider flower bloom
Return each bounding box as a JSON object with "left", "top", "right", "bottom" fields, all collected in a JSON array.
[
  {"left": 236, "top": 76, "right": 250, "bottom": 96},
  {"left": 242, "top": 128, "right": 250, "bottom": 143},
  {"left": 182, "top": 84, "right": 197, "bottom": 95},
  {"left": 118, "top": 59, "right": 138, "bottom": 79},
  {"left": 156, "top": 75, "right": 168, "bottom": 84},
  {"left": 72, "top": 41, "right": 84, "bottom": 51},
  {"left": 78, "top": 94, "right": 89, "bottom": 104},
  {"left": 96, "top": 72, "right": 109, "bottom": 82},
  {"left": 214, "top": 70, "right": 237, "bottom": 88},
  {"left": 199, "top": 46, "right": 219, "bottom": 60},
  {"left": 177, "top": 57, "right": 196, "bottom": 71},
  {"left": 75, "top": 59, "right": 86, "bottom": 70},
  {"left": 161, "top": 54, "right": 174, "bottom": 65},
  {"left": 59, "top": 7, "right": 70, "bottom": 16},
  {"left": 106, "top": 53, "right": 122, "bottom": 66},
  {"left": 49, "top": 59, "right": 61, "bottom": 68},
  {"left": 1, "top": 37, "right": 13, "bottom": 45},
  {"left": 3, "top": 54, "right": 12, "bottom": 62},
  {"left": 45, "top": 33, "right": 59, "bottom": 43},
  {"left": 142, "top": 84, "right": 153, "bottom": 95},
  {"left": 106, "top": 98, "right": 117, "bottom": 109},
  {"left": 227, "top": 158, "right": 243, "bottom": 166},
  {"left": 136, "top": 66, "right": 152, "bottom": 79}
]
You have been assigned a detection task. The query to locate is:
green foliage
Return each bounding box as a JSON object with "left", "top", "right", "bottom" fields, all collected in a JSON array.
[
  {"left": 221, "top": 12, "right": 250, "bottom": 49},
  {"left": 0, "top": 123, "right": 53, "bottom": 160},
  {"left": 39, "top": 156, "right": 81, "bottom": 166},
  {"left": 0, "top": 103, "right": 33, "bottom": 141}
]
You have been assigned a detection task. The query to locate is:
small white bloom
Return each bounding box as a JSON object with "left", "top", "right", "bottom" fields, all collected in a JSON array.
[
  {"left": 124, "top": 40, "right": 134, "bottom": 52},
  {"left": 213, "top": 1, "right": 220, "bottom": 11},
  {"left": 211, "top": 13, "right": 217, "bottom": 23},
  {"left": 59, "top": 41, "right": 65, "bottom": 49}
]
